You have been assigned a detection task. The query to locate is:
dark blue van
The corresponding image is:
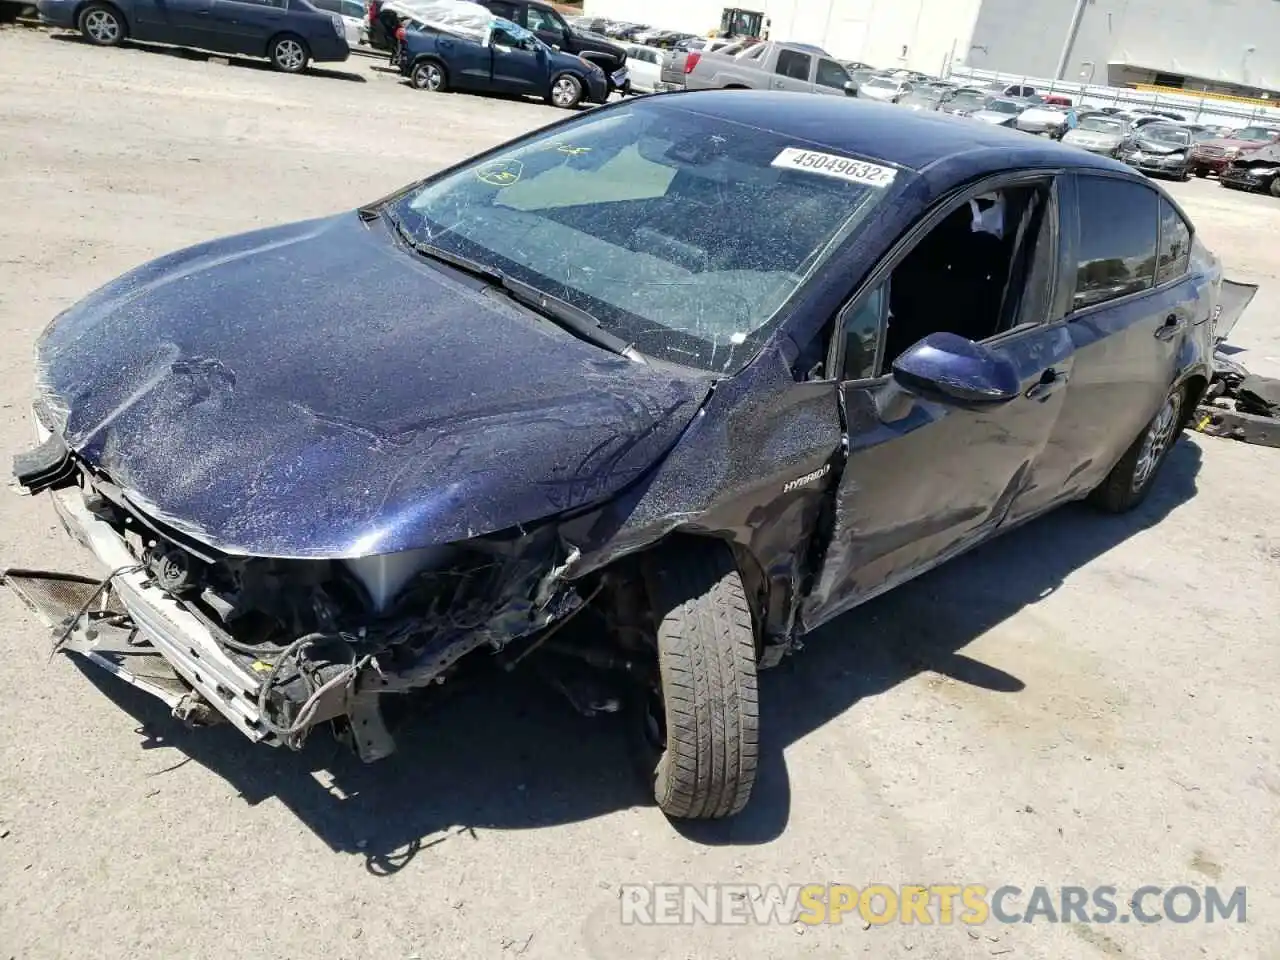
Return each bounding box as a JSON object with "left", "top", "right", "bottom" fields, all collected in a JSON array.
[
  {"left": 36, "top": 0, "right": 351, "bottom": 72},
  {"left": 398, "top": 16, "right": 608, "bottom": 107}
]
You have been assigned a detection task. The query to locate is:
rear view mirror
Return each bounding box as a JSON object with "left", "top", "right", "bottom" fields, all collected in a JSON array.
[{"left": 892, "top": 332, "right": 1020, "bottom": 403}]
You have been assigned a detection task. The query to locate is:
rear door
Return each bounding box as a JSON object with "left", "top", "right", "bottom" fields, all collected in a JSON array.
[
  {"left": 769, "top": 48, "right": 813, "bottom": 92},
  {"left": 1006, "top": 173, "right": 1190, "bottom": 517}
]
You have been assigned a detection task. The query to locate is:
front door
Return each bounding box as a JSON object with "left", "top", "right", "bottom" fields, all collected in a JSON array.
[
  {"left": 205, "top": 0, "right": 286, "bottom": 55},
  {"left": 813, "top": 56, "right": 852, "bottom": 97},
  {"left": 799, "top": 175, "right": 1073, "bottom": 631},
  {"left": 1007, "top": 174, "right": 1190, "bottom": 517},
  {"left": 489, "top": 28, "right": 545, "bottom": 94},
  {"left": 524, "top": 4, "right": 568, "bottom": 50}
]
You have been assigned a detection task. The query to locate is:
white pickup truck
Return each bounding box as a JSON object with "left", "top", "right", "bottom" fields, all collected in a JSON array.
[{"left": 679, "top": 40, "right": 855, "bottom": 96}]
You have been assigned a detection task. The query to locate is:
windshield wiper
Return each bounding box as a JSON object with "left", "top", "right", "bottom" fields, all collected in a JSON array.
[{"left": 395, "top": 226, "right": 645, "bottom": 363}]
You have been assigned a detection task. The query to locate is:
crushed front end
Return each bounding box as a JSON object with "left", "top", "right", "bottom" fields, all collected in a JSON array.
[{"left": 8, "top": 420, "right": 589, "bottom": 761}]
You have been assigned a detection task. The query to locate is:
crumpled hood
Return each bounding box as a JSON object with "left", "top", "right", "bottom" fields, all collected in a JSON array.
[
  {"left": 35, "top": 213, "right": 707, "bottom": 558},
  {"left": 1131, "top": 137, "right": 1186, "bottom": 155}
]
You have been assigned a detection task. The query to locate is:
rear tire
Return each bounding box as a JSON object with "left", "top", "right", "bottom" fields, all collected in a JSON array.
[
  {"left": 411, "top": 59, "right": 447, "bottom": 91},
  {"left": 269, "top": 33, "right": 309, "bottom": 73},
  {"left": 1194, "top": 167, "right": 1208, "bottom": 178},
  {"left": 78, "top": 2, "right": 125, "bottom": 45},
  {"left": 639, "top": 542, "right": 759, "bottom": 820},
  {"left": 1088, "top": 385, "right": 1185, "bottom": 513}
]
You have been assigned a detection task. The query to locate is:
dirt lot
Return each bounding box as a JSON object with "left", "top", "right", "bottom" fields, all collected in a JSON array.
[{"left": 1, "top": 27, "right": 1278, "bottom": 960}]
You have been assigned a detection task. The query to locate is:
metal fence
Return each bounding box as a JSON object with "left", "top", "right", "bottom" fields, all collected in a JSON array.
[{"left": 949, "top": 66, "right": 1280, "bottom": 128}]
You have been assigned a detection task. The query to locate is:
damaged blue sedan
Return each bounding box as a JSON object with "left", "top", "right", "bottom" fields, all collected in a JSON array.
[{"left": 9, "top": 92, "right": 1246, "bottom": 820}]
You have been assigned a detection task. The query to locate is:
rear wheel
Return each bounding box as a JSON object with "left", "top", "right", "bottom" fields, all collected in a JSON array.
[
  {"left": 638, "top": 541, "right": 759, "bottom": 820},
  {"left": 1089, "top": 385, "right": 1185, "bottom": 513},
  {"left": 548, "top": 73, "right": 583, "bottom": 108},
  {"left": 411, "top": 59, "right": 447, "bottom": 91},
  {"left": 1194, "top": 167, "right": 1208, "bottom": 178},
  {"left": 78, "top": 3, "right": 125, "bottom": 45},
  {"left": 269, "top": 33, "right": 309, "bottom": 73}
]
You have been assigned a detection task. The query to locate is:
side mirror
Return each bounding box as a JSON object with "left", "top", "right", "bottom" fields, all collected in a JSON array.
[
  {"left": 551, "top": 43, "right": 561, "bottom": 51},
  {"left": 843, "top": 79, "right": 858, "bottom": 97},
  {"left": 891, "top": 332, "right": 1020, "bottom": 403}
]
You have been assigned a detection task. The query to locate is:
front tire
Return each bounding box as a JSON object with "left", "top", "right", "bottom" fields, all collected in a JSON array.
[
  {"left": 78, "top": 2, "right": 125, "bottom": 46},
  {"left": 1089, "top": 385, "right": 1185, "bottom": 513},
  {"left": 1194, "top": 167, "right": 1208, "bottom": 178},
  {"left": 411, "top": 59, "right": 447, "bottom": 91},
  {"left": 1269, "top": 176, "right": 1280, "bottom": 199},
  {"left": 548, "top": 73, "right": 584, "bottom": 109},
  {"left": 640, "top": 542, "right": 759, "bottom": 820},
  {"left": 269, "top": 33, "right": 309, "bottom": 73}
]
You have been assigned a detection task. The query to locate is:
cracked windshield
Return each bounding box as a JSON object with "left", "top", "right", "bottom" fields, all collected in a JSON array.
[{"left": 393, "top": 100, "right": 891, "bottom": 372}]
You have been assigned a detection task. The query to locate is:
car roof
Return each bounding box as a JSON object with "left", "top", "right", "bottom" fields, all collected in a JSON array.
[{"left": 656, "top": 90, "right": 1130, "bottom": 175}]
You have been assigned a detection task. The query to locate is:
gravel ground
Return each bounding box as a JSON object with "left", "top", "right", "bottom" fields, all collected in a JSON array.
[{"left": 1, "top": 28, "right": 1278, "bottom": 960}]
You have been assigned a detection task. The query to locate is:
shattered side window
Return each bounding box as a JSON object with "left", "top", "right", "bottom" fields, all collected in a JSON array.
[{"left": 393, "top": 100, "right": 894, "bottom": 373}]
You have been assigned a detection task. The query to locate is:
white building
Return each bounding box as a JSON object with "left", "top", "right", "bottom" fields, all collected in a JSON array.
[{"left": 582, "top": 0, "right": 1280, "bottom": 94}]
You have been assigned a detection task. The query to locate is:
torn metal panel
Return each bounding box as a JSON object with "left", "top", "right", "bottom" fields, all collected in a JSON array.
[
  {"left": 563, "top": 347, "right": 844, "bottom": 647},
  {"left": 33, "top": 213, "right": 708, "bottom": 560},
  {"left": 1213, "top": 279, "right": 1258, "bottom": 344}
]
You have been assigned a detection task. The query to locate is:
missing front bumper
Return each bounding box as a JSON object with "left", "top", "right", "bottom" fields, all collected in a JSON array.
[{"left": 7, "top": 483, "right": 278, "bottom": 743}]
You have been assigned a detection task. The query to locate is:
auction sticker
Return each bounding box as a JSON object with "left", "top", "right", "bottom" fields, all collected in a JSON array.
[{"left": 771, "top": 147, "right": 897, "bottom": 188}]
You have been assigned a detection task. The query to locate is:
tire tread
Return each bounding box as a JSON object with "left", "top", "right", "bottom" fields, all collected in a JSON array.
[{"left": 644, "top": 542, "right": 758, "bottom": 819}]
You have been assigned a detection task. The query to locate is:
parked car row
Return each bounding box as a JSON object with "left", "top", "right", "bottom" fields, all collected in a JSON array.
[
  {"left": 40, "top": 0, "right": 631, "bottom": 106},
  {"left": 563, "top": 14, "right": 702, "bottom": 51},
  {"left": 36, "top": 0, "right": 354, "bottom": 73}
]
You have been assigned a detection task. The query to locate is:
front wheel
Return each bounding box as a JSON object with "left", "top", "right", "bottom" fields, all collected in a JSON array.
[
  {"left": 269, "top": 34, "right": 309, "bottom": 73},
  {"left": 1268, "top": 176, "right": 1280, "bottom": 199},
  {"left": 639, "top": 542, "right": 759, "bottom": 820},
  {"left": 1089, "top": 385, "right": 1185, "bottom": 513},
  {"left": 1193, "top": 167, "right": 1208, "bottom": 178},
  {"left": 548, "top": 73, "right": 584, "bottom": 109},
  {"left": 78, "top": 3, "right": 125, "bottom": 45}
]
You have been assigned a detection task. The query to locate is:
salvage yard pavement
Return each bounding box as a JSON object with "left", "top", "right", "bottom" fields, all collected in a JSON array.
[{"left": 2, "top": 27, "right": 1280, "bottom": 960}]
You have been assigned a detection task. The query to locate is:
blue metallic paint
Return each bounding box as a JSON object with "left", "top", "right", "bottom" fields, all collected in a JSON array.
[
  {"left": 35, "top": 214, "right": 708, "bottom": 558},
  {"left": 29, "top": 92, "right": 1218, "bottom": 653}
]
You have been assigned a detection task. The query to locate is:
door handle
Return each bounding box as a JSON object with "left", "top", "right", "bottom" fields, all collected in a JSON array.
[
  {"left": 1154, "top": 314, "right": 1184, "bottom": 341},
  {"left": 1025, "top": 367, "right": 1068, "bottom": 402}
]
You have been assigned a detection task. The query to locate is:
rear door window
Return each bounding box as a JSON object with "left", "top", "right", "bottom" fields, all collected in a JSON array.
[
  {"left": 775, "top": 49, "right": 812, "bottom": 81},
  {"left": 1072, "top": 175, "right": 1159, "bottom": 309},
  {"left": 1156, "top": 197, "right": 1191, "bottom": 285}
]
